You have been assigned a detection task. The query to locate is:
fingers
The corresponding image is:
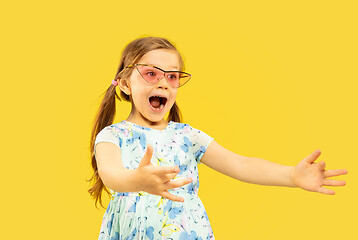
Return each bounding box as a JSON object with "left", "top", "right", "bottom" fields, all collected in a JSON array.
[
  {"left": 323, "top": 179, "right": 346, "bottom": 186},
  {"left": 156, "top": 165, "right": 180, "bottom": 176},
  {"left": 161, "top": 190, "right": 185, "bottom": 202},
  {"left": 163, "top": 177, "right": 193, "bottom": 189},
  {"left": 318, "top": 186, "right": 335, "bottom": 195},
  {"left": 304, "top": 149, "right": 322, "bottom": 164},
  {"left": 139, "top": 144, "right": 153, "bottom": 167},
  {"left": 324, "top": 169, "right": 348, "bottom": 178},
  {"left": 166, "top": 172, "right": 178, "bottom": 179},
  {"left": 161, "top": 178, "right": 192, "bottom": 202},
  {"left": 318, "top": 161, "right": 326, "bottom": 170},
  {"left": 160, "top": 166, "right": 181, "bottom": 182}
]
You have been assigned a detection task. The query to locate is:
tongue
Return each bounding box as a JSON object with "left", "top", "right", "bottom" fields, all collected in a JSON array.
[{"left": 150, "top": 97, "right": 161, "bottom": 108}]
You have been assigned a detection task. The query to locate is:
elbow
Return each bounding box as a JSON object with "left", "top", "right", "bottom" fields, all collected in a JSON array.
[{"left": 236, "top": 154, "right": 249, "bottom": 165}]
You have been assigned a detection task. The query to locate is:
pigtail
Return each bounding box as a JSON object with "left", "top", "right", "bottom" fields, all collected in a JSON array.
[
  {"left": 87, "top": 83, "right": 122, "bottom": 209},
  {"left": 168, "top": 101, "right": 182, "bottom": 123}
]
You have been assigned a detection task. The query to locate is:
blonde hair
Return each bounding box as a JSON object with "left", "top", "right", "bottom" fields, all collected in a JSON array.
[{"left": 87, "top": 36, "right": 185, "bottom": 209}]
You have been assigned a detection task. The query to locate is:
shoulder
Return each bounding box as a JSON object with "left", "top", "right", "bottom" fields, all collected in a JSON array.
[
  {"left": 171, "top": 121, "right": 201, "bottom": 131},
  {"left": 171, "top": 121, "right": 210, "bottom": 137},
  {"left": 98, "top": 124, "right": 122, "bottom": 135},
  {"left": 171, "top": 121, "right": 195, "bottom": 135},
  {"left": 96, "top": 122, "right": 128, "bottom": 140},
  {"left": 171, "top": 121, "right": 189, "bottom": 130},
  {"left": 110, "top": 122, "right": 127, "bottom": 132},
  {"left": 94, "top": 123, "right": 126, "bottom": 148}
]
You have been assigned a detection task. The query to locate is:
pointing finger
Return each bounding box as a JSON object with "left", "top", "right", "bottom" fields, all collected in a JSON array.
[{"left": 304, "top": 149, "right": 322, "bottom": 164}]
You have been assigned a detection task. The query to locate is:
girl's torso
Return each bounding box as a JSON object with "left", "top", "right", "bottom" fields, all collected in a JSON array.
[{"left": 94, "top": 120, "right": 215, "bottom": 239}]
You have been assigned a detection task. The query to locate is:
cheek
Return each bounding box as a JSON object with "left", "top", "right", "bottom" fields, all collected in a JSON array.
[
  {"left": 169, "top": 92, "right": 178, "bottom": 107},
  {"left": 171, "top": 91, "right": 178, "bottom": 101},
  {"left": 131, "top": 89, "right": 148, "bottom": 106}
]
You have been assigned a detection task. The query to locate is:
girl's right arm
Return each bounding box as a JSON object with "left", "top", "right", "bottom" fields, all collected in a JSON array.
[
  {"left": 95, "top": 142, "right": 141, "bottom": 193},
  {"left": 95, "top": 143, "right": 192, "bottom": 202}
]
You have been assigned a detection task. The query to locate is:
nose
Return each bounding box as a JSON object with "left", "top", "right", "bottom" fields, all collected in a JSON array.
[{"left": 156, "top": 75, "right": 169, "bottom": 89}]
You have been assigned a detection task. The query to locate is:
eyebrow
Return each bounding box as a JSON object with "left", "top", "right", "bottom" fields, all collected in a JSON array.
[{"left": 148, "top": 63, "right": 179, "bottom": 71}]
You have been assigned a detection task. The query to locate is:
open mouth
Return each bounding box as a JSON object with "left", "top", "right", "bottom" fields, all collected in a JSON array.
[{"left": 149, "top": 96, "right": 167, "bottom": 110}]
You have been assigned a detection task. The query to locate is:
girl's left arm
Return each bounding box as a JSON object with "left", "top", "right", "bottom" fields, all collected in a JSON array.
[{"left": 200, "top": 140, "right": 348, "bottom": 195}]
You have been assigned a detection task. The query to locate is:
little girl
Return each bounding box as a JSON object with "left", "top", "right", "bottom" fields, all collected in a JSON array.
[{"left": 88, "top": 36, "right": 348, "bottom": 240}]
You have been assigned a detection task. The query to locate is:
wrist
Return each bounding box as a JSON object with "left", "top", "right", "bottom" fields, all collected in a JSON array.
[
  {"left": 289, "top": 166, "right": 298, "bottom": 188},
  {"left": 129, "top": 168, "right": 143, "bottom": 192}
]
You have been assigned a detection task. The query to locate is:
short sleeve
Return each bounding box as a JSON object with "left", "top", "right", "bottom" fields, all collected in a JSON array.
[
  {"left": 190, "top": 125, "right": 214, "bottom": 164},
  {"left": 94, "top": 126, "right": 123, "bottom": 156}
]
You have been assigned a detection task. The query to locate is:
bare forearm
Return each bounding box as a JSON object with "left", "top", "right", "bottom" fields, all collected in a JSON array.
[
  {"left": 99, "top": 167, "right": 141, "bottom": 193},
  {"left": 230, "top": 156, "right": 297, "bottom": 187}
]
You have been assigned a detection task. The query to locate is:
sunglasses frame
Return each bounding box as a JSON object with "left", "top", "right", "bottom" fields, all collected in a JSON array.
[{"left": 123, "top": 63, "right": 192, "bottom": 88}]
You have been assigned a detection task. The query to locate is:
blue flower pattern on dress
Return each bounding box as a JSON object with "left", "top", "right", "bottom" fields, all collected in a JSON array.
[
  {"left": 174, "top": 154, "right": 188, "bottom": 174},
  {"left": 94, "top": 120, "right": 215, "bottom": 239},
  {"left": 180, "top": 136, "right": 192, "bottom": 153}
]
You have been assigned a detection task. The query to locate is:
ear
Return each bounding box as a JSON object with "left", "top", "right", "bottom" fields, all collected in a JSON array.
[{"left": 118, "top": 78, "right": 131, "bottom": 95}]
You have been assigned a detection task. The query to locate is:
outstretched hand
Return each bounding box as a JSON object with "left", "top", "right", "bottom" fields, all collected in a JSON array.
[
  {"left": 135, "top": 144, "right": 193, "bottom": 202},
  {"left": 292, "top": 150, "right": 348, "bottom": 195}
]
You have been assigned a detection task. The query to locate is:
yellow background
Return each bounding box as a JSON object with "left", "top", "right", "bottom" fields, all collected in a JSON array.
[{"left": 1, "top": 0, "right": 356, "bottom": 239}]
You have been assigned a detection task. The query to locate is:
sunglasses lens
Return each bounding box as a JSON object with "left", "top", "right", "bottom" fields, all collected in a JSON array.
[
  {"left": 136, "top": 65, "right": 191, "bottom": 88},
  {"left": 178, "top": 73, "right": 191, "bottom": 87},
  {"left": 166, "top": 72, "right": 181, "bottom": 88},
  {"left": 136, "top": 65, "right": 163, "bottom": 84}
]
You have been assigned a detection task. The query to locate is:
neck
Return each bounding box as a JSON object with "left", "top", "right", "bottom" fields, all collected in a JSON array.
[{"left": 126, "top": 107, "right": 168, "bottom": 130}]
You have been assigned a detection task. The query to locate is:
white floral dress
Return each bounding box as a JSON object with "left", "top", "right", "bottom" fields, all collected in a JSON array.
[{"left": 94, "top": 120, "right": 215, "bottom": 240}]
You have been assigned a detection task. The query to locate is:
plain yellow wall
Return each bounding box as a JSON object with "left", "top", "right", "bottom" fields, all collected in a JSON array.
[{"left": 1, "top": 0, "right": 356, "bottom": 239}]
